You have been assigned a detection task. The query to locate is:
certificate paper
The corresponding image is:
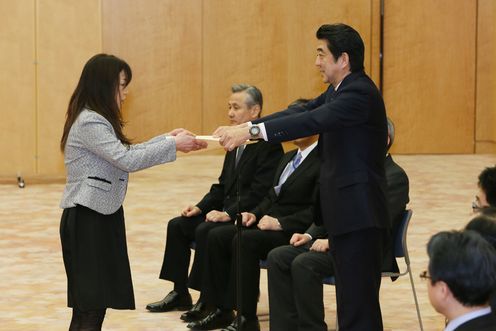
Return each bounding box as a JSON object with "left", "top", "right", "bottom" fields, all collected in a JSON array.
[
  {"left": 195, "top": 135, "right": 257, "bottom": 145},
  {"left": 195, "top": 135, "right": 220, "bottom": 142}
]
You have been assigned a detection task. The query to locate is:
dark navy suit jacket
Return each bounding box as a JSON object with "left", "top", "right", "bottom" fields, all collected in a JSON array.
[{"left": 254, "top": 70, "right": 389, "bottom": 236}]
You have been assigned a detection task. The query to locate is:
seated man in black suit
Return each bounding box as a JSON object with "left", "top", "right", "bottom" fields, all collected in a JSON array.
[
  {"left": 146, "top": 84, "right": 284, "bottom": 315},
  {"left": 187, "top": 134, "right": 320, "bottom": 331},
  {"left": 266, "top": 117, "right": 409, "bottom": 331},
  {"left": 473, "top": 165, "right": 496, "bottom": 212},
  {"left": 424, "top": 230, "right": 496, "bottom": 331}
]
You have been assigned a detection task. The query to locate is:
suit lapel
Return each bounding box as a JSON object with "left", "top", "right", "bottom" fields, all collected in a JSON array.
[
  {"left": 222, "top": 150, "right": 237, "bottom": 191},
  {"left": 273, "top": 150, "right": 297, "bottom": 186},
  {"left": 279, "top": 148, "right": 316, "bottom": 194},
  {"left": 224, "top": 142, "right": 256, "bottom": 193}
]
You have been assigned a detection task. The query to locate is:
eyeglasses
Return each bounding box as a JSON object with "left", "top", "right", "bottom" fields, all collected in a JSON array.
[
  {"left": 419, "top": 270, "right": 432, "bottom": 280},
  {"left": 472, "top": 201, "right": 481, "bottom": 212},
  {"left": 472, "top": 196, "right": 483, "bottom": 212}
]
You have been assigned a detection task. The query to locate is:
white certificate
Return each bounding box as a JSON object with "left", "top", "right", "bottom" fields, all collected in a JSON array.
[
  {"left": 195, "top": 135, "right": 220, "bottom": 142},
  {"left": 195, "top": 135, "right": 257, "bottom": 145}
]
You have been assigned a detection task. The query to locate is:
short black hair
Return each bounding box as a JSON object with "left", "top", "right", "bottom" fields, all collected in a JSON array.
[
  {"left": 478, "top": 165, "right": 496, "bottom": 207},
  {"left": 288, "top": 98, "right": 311, "bottom": 107},
  {"left": 316, "top": 23, "right": 364, "bottom": 72},
  {"left": 427, "top": 230, "right": 496, "bottom": 306},
  {"left": 466, "top": 211, "right": 496, "bottom": 249}
]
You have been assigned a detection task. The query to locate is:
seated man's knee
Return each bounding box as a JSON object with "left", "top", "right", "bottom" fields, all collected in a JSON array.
[
  {"left": 167, "top": 216, "right": 183, "bottom": 232},
  {"left": 237, "top": 231, "right": 260, "bottom": 251},
  {"left": 194, "top": 220, "right": 213, "bottom": 239},
  {"left": 267, "top": 246, "right": 288, "bottom": 269},
  {"left": 206, "top": 225, "right": 229, "bottom": 247},
  {"left": 291, "top": 253, "right": 311, "bottom": 275}
]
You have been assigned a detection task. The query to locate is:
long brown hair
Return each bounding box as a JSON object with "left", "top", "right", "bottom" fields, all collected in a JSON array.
[{"left": 60, "top": 53, "right": 132, "bottom": 152}]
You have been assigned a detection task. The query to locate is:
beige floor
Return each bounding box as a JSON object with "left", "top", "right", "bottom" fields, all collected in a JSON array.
[{"left": 1, "top": 153, "right": 495, "bottom": 331}]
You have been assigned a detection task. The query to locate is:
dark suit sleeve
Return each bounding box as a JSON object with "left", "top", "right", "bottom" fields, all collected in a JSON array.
[
  {"left": 263, "top": 83, "right": 374, "bottom": 143},
  {"left": 223, "top": 143, "right": 284, "bottom": 217},
  {"left": 252, "top": 91, "right": 327, "bottom": 125},
  {"left": 386, "top": 160, "right": 410, "bottom": 225},
  {"left": 251, "top": 193, "right": 275, "bottom": 221},
  {"left": 196, "top": 153, "right": 230, "bottom": 213},
  {"left": 277, "top": 205, "right": 315, "bottom": 234},
  {"left": 306, "top": 223, "right": 328, "bottom": 239}
]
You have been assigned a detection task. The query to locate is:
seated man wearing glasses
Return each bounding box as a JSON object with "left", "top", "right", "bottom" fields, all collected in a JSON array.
[
  {"left": 423, "top": 230, "right": 496, "bottom": 331},
  {"left": 473, "top": 165, "right": 496, "bottom": 212}
]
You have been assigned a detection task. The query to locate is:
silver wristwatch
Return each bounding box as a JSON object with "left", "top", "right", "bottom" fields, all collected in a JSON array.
[{"left": 249, "top": 125, "right": 261, "bottom": 138}]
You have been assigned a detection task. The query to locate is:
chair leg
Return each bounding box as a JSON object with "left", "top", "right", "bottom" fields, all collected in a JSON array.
[{"left": 407, "top": 266, "right": 424, "bottom": 331}]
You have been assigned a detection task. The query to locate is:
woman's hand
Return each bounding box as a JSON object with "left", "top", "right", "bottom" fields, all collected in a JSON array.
[{"left": 174, "top": 132, "right": 207, "bottom": 152}]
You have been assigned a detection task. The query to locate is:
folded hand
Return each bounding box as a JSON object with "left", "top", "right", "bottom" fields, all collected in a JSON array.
[
  {"left": 205, "top": 210, "right": 231, "bottom": 222},
  {"left": 257, "top": 215, "right": 282, "bottom": 231},
  {"left": 290, "top": 233, "right": 311, "bottom": 246},
  {"left": 241, "top": 212, "right": 257, "bottom": 227},
  {"left": 310, "top": 239, "right": 329, "bottom": 252}
]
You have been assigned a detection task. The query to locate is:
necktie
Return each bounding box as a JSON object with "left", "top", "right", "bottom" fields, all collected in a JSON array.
[
  {"left": 292, "top": 152, "right": 302, "bottom": 168},
  {"left": 235, "top": 145, "right": 245, "bottom": 168},
  {"left": 274, "top": 152, "right": 302, "bottom": 195}
]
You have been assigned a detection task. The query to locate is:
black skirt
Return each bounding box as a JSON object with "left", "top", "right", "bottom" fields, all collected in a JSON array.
[{"left": 60, "top": 205, "right": 135, "bottom": 311}]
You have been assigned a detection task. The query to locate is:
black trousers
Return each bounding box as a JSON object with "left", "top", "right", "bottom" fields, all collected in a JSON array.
[
  {"left": 267, "top": 244, "right": 333, "bottom": 331},
  {"left": 159, "top": 215, "right": 232, "bottom": 291},
  {"left": 202, "top": 225, "right": 289, "bottom": 318},
  {"left": 331, "top": 228, "right": 386, "bottom": 331}
]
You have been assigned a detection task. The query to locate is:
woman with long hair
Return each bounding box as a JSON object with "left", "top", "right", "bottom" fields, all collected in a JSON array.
[{"left": 59, "top": 53, "right": 206, "bottom": 330}]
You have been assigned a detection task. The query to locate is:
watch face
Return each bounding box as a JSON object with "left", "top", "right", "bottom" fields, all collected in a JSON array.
[{"left": 250, "top": 126, "right": 260, "bottom": 136}]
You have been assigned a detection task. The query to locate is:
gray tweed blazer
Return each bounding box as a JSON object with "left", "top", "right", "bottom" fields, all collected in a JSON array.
[{"left": 60, "top": 108, "right": 176, "bottom": 215}]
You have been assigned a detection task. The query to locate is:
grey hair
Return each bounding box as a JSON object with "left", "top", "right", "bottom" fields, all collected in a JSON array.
[
  {"left": 387, "top": 117, "right": 395, "bottom": 151},
  {"left": 231, "top": 84, "right": 263, "bottom": 110}
]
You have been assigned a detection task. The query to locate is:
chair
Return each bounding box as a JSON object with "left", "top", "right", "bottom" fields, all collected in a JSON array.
[
  {"left": 322, "top": 209, "right": 424, "bottom": 331},
  {"left": 381, "top": 209, "right": 423, "bottom": 331}
]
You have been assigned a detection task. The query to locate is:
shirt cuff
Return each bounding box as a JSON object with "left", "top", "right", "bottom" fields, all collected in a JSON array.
[
  {"left": 259, "top": 123, "right": 268, "bottom": 141},
  {"left": 304, "top": 233, "right": 313, "bottom": 240}
]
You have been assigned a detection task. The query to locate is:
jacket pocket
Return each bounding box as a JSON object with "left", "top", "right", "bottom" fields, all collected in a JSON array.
[
  {"left": 86, "top": 177, "right": 112, "bottom": 191},
  {"left": 336, "top": 171, "right": 368, "bottom": 189}
]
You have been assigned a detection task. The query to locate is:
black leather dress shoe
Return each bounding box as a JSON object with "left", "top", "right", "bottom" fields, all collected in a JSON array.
[
  {"left": 145, "top": 290, "right": 192, "bottom": 312},
  {"left": 186, "top": 308, "right": 234, "bottom": 330},
  {"left": 221, "top": 316, "right": 260, "bottom": 331},
  {"left": 180, "top": 300, "right": 211, "bottom": 322}
]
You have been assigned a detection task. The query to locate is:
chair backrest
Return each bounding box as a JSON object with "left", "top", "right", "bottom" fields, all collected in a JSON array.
[{"left": 393, "top": 209, "right": 413, "bottom": 260}]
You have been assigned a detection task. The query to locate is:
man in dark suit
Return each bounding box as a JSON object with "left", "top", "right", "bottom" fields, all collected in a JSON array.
[
  {"left": 186, "top": 134, "right": 320, "bottom": 331},
  {"left": 266, "top": 118, "right": 409, "bottom": 331},
  {"left": 146, "top": 84, "right": 283, "bottom": 316},
  {"left": 424, "top": 230, "right": 496, "bottom": 331},
  {"left": 216, "top": 23, "right": 390, "bottom": 330}
]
